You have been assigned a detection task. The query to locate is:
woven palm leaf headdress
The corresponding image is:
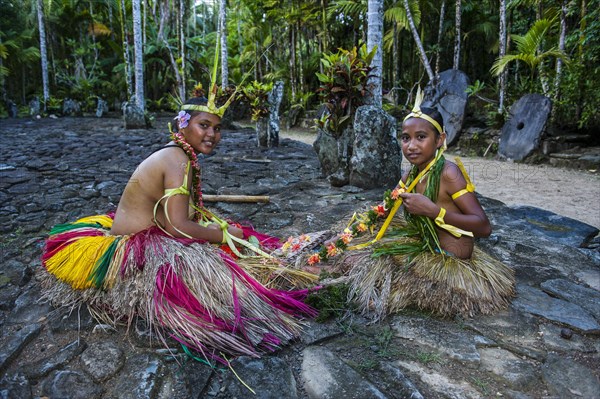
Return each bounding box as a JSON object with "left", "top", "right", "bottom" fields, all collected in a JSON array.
[{"left": 180, "top": 38, "right": 236, "bottom": 118}]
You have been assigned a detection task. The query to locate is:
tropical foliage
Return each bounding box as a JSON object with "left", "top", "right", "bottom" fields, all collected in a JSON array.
[
  {"left": 316, "top": 44, "right": 376, "bottom": 135},
  {"left": 0, "top": 0, "right": 597, "bottom": 130}
]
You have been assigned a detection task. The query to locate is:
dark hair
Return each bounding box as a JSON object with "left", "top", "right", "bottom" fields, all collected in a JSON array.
[
  {"left": 174, "top": 97, "right": 209, "bottom": 131},
  {"left": 405, "top": 106, "right": 444, "bottom": 135}
]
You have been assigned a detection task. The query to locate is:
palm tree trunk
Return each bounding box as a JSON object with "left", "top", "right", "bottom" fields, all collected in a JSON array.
[
  {"left": 120, "top": 0, "right": 133, "bottom": 99},
  {"left": 403, "top": 0, "right": 434, "bottom": 82},
  {"left": 435, "top": 0, "right": 446, "bottom": 78},
  {"left": 219, "top": 0, "right": 228, "bottom": 87},
  {"left": 453, "top": 0, "right": 461, "bottom": 70},
  {"left": 289, "top": 26, "right": 297, "bottom": 102},
  {"left": 553, "top": 0, "right": 567, "bottom": 101},
  {"left": 237, "top": 14, "right": 244, "bottom": 74},
  {"left": 366, "top": 0, "right": 383, "bottom": 106},
  {"left": 576, "top": 0, "right": 586, "bottom": 121},
  {"left": 179, "top": 0, "right": 186, "bottom": 97},
  {"left": 132, "top": 0, "right": 145, "bottom": 110},
  {"left": 36, "top": 0, "right": 50, "bottom": 106},
  {"left": 393, "top": 23, "right": 400, "bottom": 103},
  {"left": 498, "top": 0, "right": 507, "bottom": 113},
  {"left": 297, "top": 23, "right": 305, "bottom": 94}
]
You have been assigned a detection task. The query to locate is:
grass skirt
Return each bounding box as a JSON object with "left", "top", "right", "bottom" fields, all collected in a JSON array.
[
  {"left": 329, "top": 220, "right": 515, "bottom": 320},
  {"left": 40, "top": 214, "right": 316, "bottom": 365}
]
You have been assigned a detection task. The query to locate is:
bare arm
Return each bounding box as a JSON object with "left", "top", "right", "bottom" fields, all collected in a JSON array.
[
  {"left": 399, "top": 164, "right": 491, "bottom": 237},
  {"left": 159, "top": 156, "right": 243, "bottom": 242}
]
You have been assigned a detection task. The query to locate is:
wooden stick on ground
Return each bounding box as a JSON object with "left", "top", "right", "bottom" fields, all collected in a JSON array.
[{"left": 202, "top": 195, "right": 270, "bottom": 203}]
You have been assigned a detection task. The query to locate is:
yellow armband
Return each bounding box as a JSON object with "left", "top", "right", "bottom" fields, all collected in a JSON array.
[
  {"left": 435, "top": 207, "right": 474, "bottom": 238},
  {"left": 451, "top": 157, "right": 476, "bottom": 200}
]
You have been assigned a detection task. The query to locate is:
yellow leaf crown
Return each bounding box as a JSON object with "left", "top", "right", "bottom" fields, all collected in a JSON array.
[
  {"left": 403, "top": 87, "right": 443, "bottom": 135},
  {"left": 181, "top": 37, "right": 236, "bottom": 118}
]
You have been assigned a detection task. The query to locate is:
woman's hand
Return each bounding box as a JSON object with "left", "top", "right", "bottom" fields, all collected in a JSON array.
[
  {"left": 399, "top": 192, "right": 439, "bottom": 218},
  {"left": 207, "top": 223, "right": 243, "bottom": 240},
  {"left": 227, "top": 225, "right": 244, "bottom": 239}
]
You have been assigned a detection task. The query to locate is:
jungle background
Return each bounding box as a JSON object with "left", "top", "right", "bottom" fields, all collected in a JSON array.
[{"left": 0, "top": 0, "right": 598, "bottom": 135}]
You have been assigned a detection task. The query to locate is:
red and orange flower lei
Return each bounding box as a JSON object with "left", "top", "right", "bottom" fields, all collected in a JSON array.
[
  {"left": 170, "top": 130, "right": 204, "bottom": 222},
  {"left": 307, "top": 188, "right": 399, "bottom": 264}
]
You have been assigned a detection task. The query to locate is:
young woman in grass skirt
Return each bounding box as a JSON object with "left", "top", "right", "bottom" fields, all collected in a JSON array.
[
  {"left": 40, "top": 92, "right": 318, "bottom": 366},
  {"left": 305, "top": 91, "right": 515, "bottom": 320}
]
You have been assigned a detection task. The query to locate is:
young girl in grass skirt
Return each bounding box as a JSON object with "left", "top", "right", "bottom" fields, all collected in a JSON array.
[
  {"left": 306, "top": 90, "right": 515, "bottom": 320},
  {"left": 40, "top": 92, "right": 318, "bottom": 366}
]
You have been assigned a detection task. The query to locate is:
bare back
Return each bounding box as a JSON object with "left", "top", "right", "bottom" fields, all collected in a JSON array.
[{"left": 110, "top": 146, "right": 190, "bottom": 235}]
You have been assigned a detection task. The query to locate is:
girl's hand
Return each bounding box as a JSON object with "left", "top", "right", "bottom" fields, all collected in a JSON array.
[{"left": 399, "top": 192, "right": 439, "bottom": 218}]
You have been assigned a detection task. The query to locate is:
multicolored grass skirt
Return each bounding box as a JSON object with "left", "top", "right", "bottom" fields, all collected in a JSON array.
[{"left": 41, "top": 214, "right": 316, "bottom": 365}]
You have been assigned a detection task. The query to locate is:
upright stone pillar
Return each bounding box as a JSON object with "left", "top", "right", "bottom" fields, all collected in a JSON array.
[
  {"left": 256, "top": 81, "right": 284, "bottom": 148},
  {"left": 122, "top": 95, "right": 146, "bottom": 129},
  {"left": 349, "top": 106, "right": 402, "bottom": 189}
]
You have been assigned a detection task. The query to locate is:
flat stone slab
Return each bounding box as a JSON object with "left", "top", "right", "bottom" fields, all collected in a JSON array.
[
  {"left": 499, "top": 94, "right": 552, "bottom": 161},
  {"left": 540, "top": 278, "right": 600, "bottom": 321},
  {"left": 542, "top": 353, "right": 600, "bottom": 398},
  {"left": 395, "top": 360, "right": 481, "bottom": 398},
  {"left": 478, "top": 347, "right": 539, "bottom": 390},
  {"left": 391, "top": 316, "right": 480, "bottom": 363},
  {"left": 539, "top": 323, "right": 591, "bottom": 352},
  {"left": 493, "top": 205, "right": 598, "bottom": 248},
  {"left": 300, "top": 320, "right": 345, "bottom": 345},
  {"left": 0, "top": 324, "right": 42, "bottom": 373},
  {"left": 223, "top": 356, "right": 298, "bottom": 399},
  {"left": 512, "top": 285, "right": 600, "bottom": 333},
  {"left": 302, "top": 346, "right": 388, "bottom": 399}
]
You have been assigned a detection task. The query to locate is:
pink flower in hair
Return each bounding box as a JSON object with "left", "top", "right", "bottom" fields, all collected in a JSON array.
[{"left": 175, "top": 111, "right": 191, "bottom": 128}]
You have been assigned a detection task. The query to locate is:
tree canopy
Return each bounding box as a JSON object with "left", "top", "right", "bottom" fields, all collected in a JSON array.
[{"left": 0, "top": 0, "right": 597, "bottom": 130}]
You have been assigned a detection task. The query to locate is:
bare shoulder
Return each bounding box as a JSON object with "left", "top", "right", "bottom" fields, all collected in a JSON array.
[
  {"left": 140, "top": 146, "right": 188, "bottom": 173},
  {"left": 441, "top": 160, "right": 467, "bottom": 191}
]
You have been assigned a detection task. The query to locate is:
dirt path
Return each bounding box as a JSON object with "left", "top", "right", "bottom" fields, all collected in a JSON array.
[{"left": 280, "top": 129, "right": 600, "bottom": 229}]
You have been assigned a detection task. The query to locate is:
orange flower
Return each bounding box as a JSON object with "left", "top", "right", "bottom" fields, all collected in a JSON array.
[
  {"left": 340, "top": 232, "right": 353, "bottom": 244},
  {"left": 391, "top": 187, "right": 403, "bottom": 200},
  {"left": 308, "top": 254, "right": 321, "bottom": 265},
  {"left": 357, "top": 223, "right": 368, "bottom": 232},
  {"left": 327, "top": 243, "right": 339, "bottom": 257}
]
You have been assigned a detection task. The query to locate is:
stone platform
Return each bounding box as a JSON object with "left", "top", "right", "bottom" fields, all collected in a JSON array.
[{"left": 0, "top": 117, "right": 599, "bottom": 398}]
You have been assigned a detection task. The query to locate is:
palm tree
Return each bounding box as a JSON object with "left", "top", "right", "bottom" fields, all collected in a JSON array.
[
  {"left": 491, "top": 18, "right": 568, "bottom": 95},
  {"left": 453, "top": 0, "right": 461, "bottom": 70},
  {"left": 219, "top": 0, "right": 229, "bottom": 87},
  {"left": 179, "top": 0, "right": 186, "bottom": 99},
  {"left": 119, "top": 0, "right": 133, "bottom": 99},
  {"left": 366, "top": 0, "right": 383, "bottom": 106},
  {"left": 36, "top": 0, "right": 50, "bottom": 106},
  {"left": 498, "top": 0, "right": 507, "bottom": 113},
  {"left": 435, "top": 0, "right": 447, "bottom": 77},
  {"left": 132, "top": 0, "right": 144, "bottom": 109},
  {"left": 553, "top": 0, "right": 567, "bottom": 101},
  {"left": 403, "top": 0, "right": 434, "bottom": 82}
]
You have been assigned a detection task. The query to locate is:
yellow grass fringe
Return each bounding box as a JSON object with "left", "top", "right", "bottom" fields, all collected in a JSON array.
[{"left": 45, "top": 235, "right": 118, "bottom": 289}]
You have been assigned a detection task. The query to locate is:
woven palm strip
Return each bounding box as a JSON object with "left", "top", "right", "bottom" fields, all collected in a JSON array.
[
  {"left": 328, "top": 219, "right": 515, "bottom": 320},
  {"left": 40, "top": 235, "right": 305, "bottom": 361}
]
